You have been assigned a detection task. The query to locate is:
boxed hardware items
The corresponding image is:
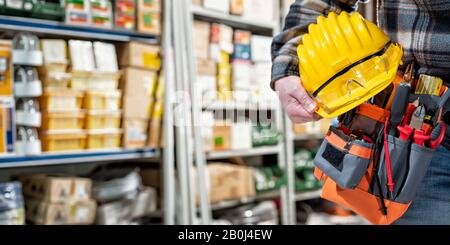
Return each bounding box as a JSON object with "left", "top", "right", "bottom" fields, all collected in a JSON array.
[
  {"left": 122, "top": 95, "right": 152, "bottom": 119},
  {"left": 251, "top": 35, "right": 272, "bottom": 62},
  {"left": 114, "top": 0, "right": 136, "bottom": 30},
  {"left": 86, "top": 129, "right": 122, "bottom": 149},
  {"left": 0, "top": 40, "right": 13, "bottom": 96},
  {"left": 210, "top": 23, "right": 234, "bottom": 60},
  {"left": 232, "top": 30, "right": 251, "bottom": 61},
  {"left": 90, "top": 0, "right": 113, "bottom": 29},
  {"left": 26, "top": 199, "right": 96, "bottom": 225},
  {"left": 123, "top": 118, "right": 148, "bottom": 148},
  {"left": 213, "top": 122, "right": 231, "bottom": 151},
  {"left": 84, "top": 90, "right": 122, "bottom": 110},
  {"left": 243, "top": 0, "right": 274, "bottom": 22},
  {"left": 230, "top": 122, "right": 252, "bottom": 150},
  {"left": 119, "top": 41, "right": 161, "bottom": 70},
  {"left": 138, "top": 0, "right": 160, "bottom": 12},
  {"left": 203, "top": 0, "right": 229, "bottom": 13},
  {"left": 137, "top": 8, "right": 161, "bottom": 35},
  {"left": 207, "top": 163, "right": 256, "bottom": 203},
  {"left": 40, "top": 89, "right": 84, "bottom": 111},
  {"left": 230, "top": 0, "right": 244, "bottom": 15},
  {"left": 93, "top": 41, "right": 119, "bottom": 72},
  {"left": 147, "top": 99, "right": 163, "bottom": 147},
  {"left": 41, "top": 130, "right": 87, "bottom": 152},
  {"left": 201, "top": 111, "right": 214, "bottom": 152},
  {"left": 0, "top": 97, "right": 15, "bottom": 153},
  {"left": 193, "top": 21, "right": 211, "bottom": 60},
  {"left": 85, "top": 110, "right": 122, "bottom": 129},
  {"left": 66, "top": 0, "right": 91, "bottom": 26},
  {"left": 0, "top": 182, "right": 25, "bottom": 225},
  {"left": 41, "top": 110, "right": 85, "bottom": 130},
  {"left": 120, "top": 68, "right": 158, "bottom": 97},
  {"left": 20, "top": 175, "right": 92, "bottom": 203},
  {"left": 69, "top": 40, "right": 95, "bottom": 72}
]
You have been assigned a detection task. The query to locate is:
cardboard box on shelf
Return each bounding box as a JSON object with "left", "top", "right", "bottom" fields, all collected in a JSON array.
[
  {"left": 193, "top": 21, "right": 211, "bottom": 60},
  {"left": 93, "top": 42, "right": 119, "bottom": 72},
  {"left": 114, "top": 0, "right": 136, "bottom": 30},
  {"left": 120, "top": 68, "right": 158, "bottom": 97},
  {"left": 138, "top": 11, "right": 161, "bottom": 35},
  {"left": 147, "top": 117, "right": 161, "bottom": 148},
  {"left": 138, "top": 0, "right": 161, "bottom": 12},
  {"left": 201, "top": 111, "right": 214, "bottom": 152},
  {"left": 0, "top": 97, "right": 15, "bottom": 153},
  {"left": 26, "top": 199, "right": 96, "bottom": 225},
  {"left": 213, "top": 122, "right": 231, "bottom": 151},
  {"left": 196, "top": 59, "right": 216, "bottom": 76},
  {"left": 0, "top": 41, "right": 13, "bottom": 96},
  {"left": 192, "top": 0, "right": 202, "bottom": 6},
  {"left": 130, "top": 187, "right": 157, "bottom": 218},
  {"left": 91, "top": 0, "right": 113, "bottom": 29},
  {"left": 231, "top": 61, "right": 251, "bottom": 91},
  {"left": 122, "top": 95, "right": 152, "bottom": 119},
  {"left": 207, "top": 163, "right": 255, "bottom": 203},
  {"left": 251, "top": 35, "right": 272, "bottom": 62},
  {"left": 20, "top": 175, "right": 72, "bottom": 203},
  {"left": 203, "top": 0, "right": 230, "bottom": 13},
  {"left": 210, "top": 23, "right": 234, "bottom": 55},
  {"left": 122, "top": 118, "right": 148, "bottom": 148},
  {"left": 118, "top": 41, "right": 161, "bottom": 71},
  {"left": 41, "top": 39, "right": 68, "bottom": 66},
  {"left": 230, "top": 0, "right": 244, "bottom": 15},
  {"left": 20, "top": 175, "right": 93, "bottom": 202},
  {"left": 69, "top": 40, "right": 95, "bottom": 72},
  {"left": 243, "top": 0, "right": 275, "bottom": 22},
  {"left": 197, "top": 75, "right": 217, "bottom": 104},
  {"left": 231, "top": 122, "right": 252, "bottom": 150}
]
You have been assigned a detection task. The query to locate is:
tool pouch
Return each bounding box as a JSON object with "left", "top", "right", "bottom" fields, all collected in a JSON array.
[
  {"left": 314, "top": 127, "right": 373, "bottom": 189},
  {"left": 374, "top": 136, "right": 435, "bottom": 204}
]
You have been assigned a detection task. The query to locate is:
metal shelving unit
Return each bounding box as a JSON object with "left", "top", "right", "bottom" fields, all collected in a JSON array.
[
  {"left": 206, "top": 146, "right": 281, "bottom": 160},
  {"left": 173, "top": 0, "right": 291, "bottom": 225},
  {"left": 211, "top": 190, "right": 281, "bottom": 211},
  {"left": 295, "top": 190, "right": 322, "bottom": 202},
  {"left": 0, "top": 16, "right": 159, "bottom": 43},
  {"left": 0, "top": 1, "right": 176, "bottom": 224},
  {"left": 0, "top": 148, "right": 158, "bottom": 168}
]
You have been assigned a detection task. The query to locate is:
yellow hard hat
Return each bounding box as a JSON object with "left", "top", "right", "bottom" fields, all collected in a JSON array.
[{"left": 297, "top": 12, "right": 403, "bottom": 118}]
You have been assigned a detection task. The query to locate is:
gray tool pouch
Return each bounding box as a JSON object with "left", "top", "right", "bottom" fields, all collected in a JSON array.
[{"left": 314, "top": 127, "right": 373, "bottom": 189}]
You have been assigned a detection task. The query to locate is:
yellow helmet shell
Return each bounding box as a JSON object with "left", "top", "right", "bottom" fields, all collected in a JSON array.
[{"left": 298, "top": 12, "right": 403, "bottom": 118}]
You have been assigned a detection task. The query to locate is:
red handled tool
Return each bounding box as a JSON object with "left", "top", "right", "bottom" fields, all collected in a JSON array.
[
  {"left": 383, "top": 117, "right": 395, "bottom": 195},
  {"left": 429, "top": 122, "right": 446, "bottom": 149},
  {"left": 413, "top": 130, "right": 430, "bottom": 146},
  {"left": 397, "top": 125, "right": 414, "bottom": 141}
]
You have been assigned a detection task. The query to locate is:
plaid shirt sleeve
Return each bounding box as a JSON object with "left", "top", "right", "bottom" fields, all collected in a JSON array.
[{"left": 270, "top": 0, "right": 359, "bottom": 89}]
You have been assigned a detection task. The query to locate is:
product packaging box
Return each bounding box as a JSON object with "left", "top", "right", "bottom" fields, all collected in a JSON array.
[
  {"left": 20, "top": 175, "right": 93, "bottom": 202},
  {"left": 119, "top": 41, "right": 161, "bottom": 70},
  {"left": 93, "top": 42, "right": 119, "bottom": 72},
  {"left": 203, "top": 0, "right": 230, "bottom": 13},
  {"left": 66, "top": 0, "right": 91, "bottom": 26},
  {"left": 120, "top": 68, "right": 157, "bottom": 97},
  {"left": 231, "top": 61, "right": 252, "bottom": 91},
  {"left": 91, "top": 0, "right": 113, "bottom": 29},
  {"left": 207, "top": 163, "right": 255, "bottom": 203},
  {"left": 147, "top": 99, "right": 163, "bottom": 147},
  {"left": 140, "top": 168, "right": 161, "bottom": 192},
  {"left": 193, "top": 21, "right": 211, "bottom": 60},
  {"left": 230, "top": 0, "right": 244, "bottom": 15},
  {"left": 0, "top": 41, "right": 13, "bottom": 96},
  {"left": 210, "top": 23, "right": 234, "bottom": 55},
  {"left": 196, "top": 59, "right": 217, "bottom": 76},
  {"left": 0, "top": 96, "right": 14, "bottom": 153},
  {"left": 26, "top": 199, "right": 96, "bottom": 225},
  {"left": 243, "top": 0, "right": 275, "bottom": 22},
  {"left": 138, "top": 11, "right": 161, "bottom": 35},
  {"left": 213, "top": 122, "right": 231, "bottom": 151},
  {"left": 231, "top": 122, "right": 252, "bottom": 150},
  {"left": 251, "top": 35, "right": 272, "bottom": 62},
  {"left": 122, "top": 96, "right": 152, "bottom": 119},
  {"left": 201, "top": 111, "right": 214, "bottom": 152},
  {"left": 69, "top": 40, "right": 95, "bottom": 72},
  {"left": 114, "top": 0, "right": 136, "bottom": 30},
  {"left": 122, "top": 118, "right": 148, "bottom": 148},
  {"left": 138, "top": 0, "right": 161, "bottom": 12}
]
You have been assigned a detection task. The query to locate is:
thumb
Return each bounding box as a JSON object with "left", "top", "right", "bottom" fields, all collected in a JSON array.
[{"left": 290, "top": 83, "right": 318, "bottom": 113}]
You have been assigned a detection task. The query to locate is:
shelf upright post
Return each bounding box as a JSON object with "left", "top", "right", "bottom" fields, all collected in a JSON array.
[
  {"left": 162, "top": 0, "right": 176, "bottom": 225},
  {"left": 181, "top": 0, "right": 212, "bottom": 225},
  {"left": 172, "top": 0, "right": 194, "bottom": 225}
]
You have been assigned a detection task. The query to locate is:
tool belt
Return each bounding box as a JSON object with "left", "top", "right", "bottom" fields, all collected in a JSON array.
[{"left": 313, "top": 67, "right": 450, "bottom": 225}]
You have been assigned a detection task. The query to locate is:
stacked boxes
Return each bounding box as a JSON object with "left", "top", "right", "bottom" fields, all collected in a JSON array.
[
  {"left": 118, "top": 41, "right": 161, "bottom": 148},
  {"left": 137, "top": 0, "right": 161, "bottom": 35},
  {"left": 20, "top": 175, "right": 96, "bottom": 225},
  {"left": 0, "top": 182, "right": 25, "bottom": 225},
  {"left": 114, "top": 0, "right": 136, "bottom": 30}
]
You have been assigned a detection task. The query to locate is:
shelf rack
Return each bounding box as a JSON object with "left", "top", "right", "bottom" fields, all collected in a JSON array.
[
  {"left": 206, "top": 145, "right": 281, "bottom": 160},
  {"left": 0, "top": 15, "right": 159, "bottom": 43},
  {"left": 0, "top": 148, "right": 159, "bottom": 168},
  {"left": 295, "top": 189, "right": 322, "bottom": 202},
  {"left": 211, "top": 190, "right": 281, "bottom": 211}
]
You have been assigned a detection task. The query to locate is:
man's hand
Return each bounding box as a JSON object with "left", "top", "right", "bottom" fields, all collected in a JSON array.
[{"left": 275, "top": 76, "right": 321, "bottom": 123}]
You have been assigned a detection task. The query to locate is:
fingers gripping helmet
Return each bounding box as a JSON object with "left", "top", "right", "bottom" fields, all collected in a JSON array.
[{"left": 298, "top": 12, "right": 403, "bottom": 118}]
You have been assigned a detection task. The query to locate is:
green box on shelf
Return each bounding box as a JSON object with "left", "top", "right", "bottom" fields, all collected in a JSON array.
[
  {"left": 0, "top": 0, "right": 33, "bottom": 17},
  {"left": 252, "top": 124, "right": 280, "bottom": 147},
  {"left": 29, "top": 0, "right": 65, "bottom": 21}
]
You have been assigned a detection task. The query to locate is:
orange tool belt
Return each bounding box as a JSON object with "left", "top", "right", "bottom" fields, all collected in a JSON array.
[{"left": 313, "top": 78, "right": 448, "bottom": 225}]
